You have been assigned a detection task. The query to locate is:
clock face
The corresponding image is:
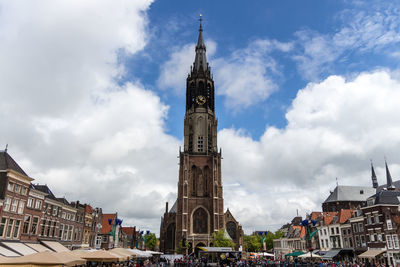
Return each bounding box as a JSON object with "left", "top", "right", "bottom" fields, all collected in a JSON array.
[{"left": 196, "top": 95, "right": 206, "bottom": 105}]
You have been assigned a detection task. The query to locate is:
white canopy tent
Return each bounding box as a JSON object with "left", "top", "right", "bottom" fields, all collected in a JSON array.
[{"left": 298, "top": 252, "right": 321, "bottom": 258}]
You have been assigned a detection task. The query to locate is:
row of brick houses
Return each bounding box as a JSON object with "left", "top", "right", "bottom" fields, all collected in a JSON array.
[
  {"left": 274, "top": 162, "right": 400, "bottom": 266},
  {"left": 0, "top": 150, "right": 141, "bottom": 253}
]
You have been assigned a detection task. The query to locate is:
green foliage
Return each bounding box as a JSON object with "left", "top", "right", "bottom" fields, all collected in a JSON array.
[
  {"left": 175, "top": 239, "right": 188, "bottom": 254},
  {"left": 244, "top": 235, "right": 262, "bottom": 252},
  {"left": 211, "top": 229, "right": 235, "bottom": 248},
  {"left": 244, "top": 230, "right": 285, "bottom": 252},
  {"left": 144, "top": 233, "right": 158, "bottom": 250},
  {"left": 265, "top": 230, "right": 284, "bottom": 250}
]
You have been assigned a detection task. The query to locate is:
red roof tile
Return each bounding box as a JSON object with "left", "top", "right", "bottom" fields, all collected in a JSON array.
[
  {"left": 101, "top": 213, "right": 116, "bottom": 234},
  {"left": 291, "top": 225, "right": 306, "bottom": 238},
  {"left": 322, "top": 212, "right": 338, "bottom": 225},
  {"left": 311, "top": 211, "right": 322, "bottom": 220},
  {"left": 122, "top": 227, "right": 135, "bottom": 235},
  {"left": 338, "top": 209, "right": 353, "bottom": 223},
  {"left": 85, "top": 204, "right": 93, "bottom": 214}
]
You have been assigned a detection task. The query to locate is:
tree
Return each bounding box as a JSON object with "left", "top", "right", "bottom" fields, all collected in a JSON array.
[
  {"left": 244, "top": 230, "right": 284, "bottom": 252},
  {"left": 211, "top": 229, "right": 235, "bottom": 247},
  {"left": 175, "top": 239, "right": 188, "bottom": 254},
  {"left": 244, "top": 234, "right": 262, "bottom": 252},
  {"left": 265, "top": 230, "right": 284, "bottom": 250},
  {"left": 144, "top": 233, "right": 158, "bottom": 250}
]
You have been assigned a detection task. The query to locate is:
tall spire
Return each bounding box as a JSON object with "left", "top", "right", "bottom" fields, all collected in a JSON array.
[
  {"left": 385, "top": 159, "right": 395, "bottom": 190},
  {"left": 371, "top": 160, "right": 378, "bottom": 189},
  {"left": 194, "top": 14, "right": 208, "bottom": 72}
]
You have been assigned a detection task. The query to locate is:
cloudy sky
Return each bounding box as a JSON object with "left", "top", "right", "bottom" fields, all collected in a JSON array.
[{"left": 1, "top": 0, "right": 400, "bottom": 234}]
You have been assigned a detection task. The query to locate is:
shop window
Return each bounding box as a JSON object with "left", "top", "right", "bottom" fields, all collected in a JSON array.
[
  {"left": 41, "top": 219, "right": 46, "bottom": 236},
  {"left": 59, "top": 224, "right": 64, "bottom": 238},
  {"left": 6, "top": 219, "right": 14, "bottom": 238},
  {"left": 13, "top": 220, "right": 20, "bottom": 238},
  {"left": 30, "top": 217, "right": 38, "bottom": 235},
  {"left": 0, "top": 218, "right": 6, "bottom": 237}
]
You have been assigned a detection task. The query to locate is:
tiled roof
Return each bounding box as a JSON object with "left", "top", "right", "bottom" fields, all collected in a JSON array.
[
  {"left": 370, "top": 190, "right": 400, "bottom": 205},
  {"left": 299, "top": 226, "right": 305, "bottom": 238},
  {"left": 291, "top": 226, "right": 306, "bottom": 238},
  {"left": 0, "top": 151, "right": 28, "bottom": 176},
  {"left": 169, "top": 200, "right": 177, "bottom": 213},
  {"left": 338, "top": 209, "right": 353, "bottom": 223},
  {"left": 311, "top": 212, "right": 322, "bottom": 220},
  {"left": 85, "top": 204, "right": 93, "bottom": 214},
  {"left": 56, "top": 197, "right": 70, "bottom": 205},
  {"left": 101, "top": 213, "right": 116, "bottom": 234},
  {"left": 324, "top": 186, "right": 375, "bottom": 203},
  {"left": 121, "top": 227, "right": 135, "bottom": 235},
  {"left": 323, "top": 212, "right": 338, "bottom": 225},
  {"left": 377, "top": 181, "right": 400, "bottom": 192}
]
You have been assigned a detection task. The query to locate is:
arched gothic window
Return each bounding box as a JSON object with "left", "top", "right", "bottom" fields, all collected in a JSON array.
[
  {"left": 193, "top": 208, "right": 208, "bottom": 234},
  {"left": 166, "top": 223, "right": 175, "bottom": 250},
  {"left": 226, "top": 221, "right": 236, "bottom": 240}
]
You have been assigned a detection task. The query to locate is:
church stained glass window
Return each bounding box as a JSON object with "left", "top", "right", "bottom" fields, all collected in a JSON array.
[{"left": 226, "top": 221, "right": 236, "bottom": 239}]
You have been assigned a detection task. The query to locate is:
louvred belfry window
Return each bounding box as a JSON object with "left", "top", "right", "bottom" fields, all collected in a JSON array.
[{"left": 198, "top": 136, "right": 203, "bottom": 152}]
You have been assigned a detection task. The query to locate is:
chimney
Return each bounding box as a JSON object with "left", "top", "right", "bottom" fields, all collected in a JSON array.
[{"left": 165, "top": 202, "right": 168, "bottom": 213}]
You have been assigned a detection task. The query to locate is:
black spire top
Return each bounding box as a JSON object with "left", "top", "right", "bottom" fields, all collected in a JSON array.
[
  {"left": 385, "top": 159, "right": 395, "bottom": 190},
  {"left": 199, "top": 14, "right": 203, "bottom": 31},
  {"left": 194, "top": 14, "right": 207, "bottom": 72},
  {"left": 371, "top": 160, "right": 379, "bottom": 189}
]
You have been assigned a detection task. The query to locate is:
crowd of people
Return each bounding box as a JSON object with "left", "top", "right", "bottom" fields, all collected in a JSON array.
[{"left": 154, "top": 257, "right": 394, "bottom": 267}]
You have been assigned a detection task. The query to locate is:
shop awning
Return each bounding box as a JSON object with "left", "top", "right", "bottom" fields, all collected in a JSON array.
[
  {"left": 358, "top": 249, "right": 385, "bottom": 259},
  {"left": 0, "top": 251, "right": 86, "bottom": 266},
  {"left": 285, "top": 251, "right": 305, "bottom": 257},
  {"left": 41, "top": 241, "right": 70, "bottom": 252},
  {"left": 0, "top": 246, "right": 20, "bottom": 257},
  {"left": 25, "top": 243, "right": 51, "bottom": 252},
  {"left": 1, "top": 242, "right": 37, "bottom": 255},
  {"left": 198, "top": 247, "right": 233, "bottom": 253},
  {"left": 322, "top": 249, "right": 341, "bottom": 259}
]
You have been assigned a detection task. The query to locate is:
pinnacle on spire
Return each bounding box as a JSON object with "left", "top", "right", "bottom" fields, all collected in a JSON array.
[
  {"left": 193, "top": 14, "right": 207, "bottom": 72},
  {"left": 385, "top": 159, "right": 395, "bottom": 190},
  {"left": 371, "top": 160, "right": 379, "bottom": 189}
]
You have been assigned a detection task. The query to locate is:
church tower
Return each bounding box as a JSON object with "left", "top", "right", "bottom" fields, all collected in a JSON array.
[
  {"left": 160, "top": 18, "right": 243, "bottom": 255},
  {"left": 176, "top": 17, "right": 224, "bottom": 252}
]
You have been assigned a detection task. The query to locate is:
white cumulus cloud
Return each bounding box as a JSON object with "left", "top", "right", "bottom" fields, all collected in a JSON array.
[
  {"left": 158, "top": 38, "right": 292, "bottom": 111},
  {"left": 220, "top": 70, "right": 400, "bottom": 232}
]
